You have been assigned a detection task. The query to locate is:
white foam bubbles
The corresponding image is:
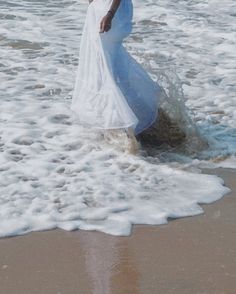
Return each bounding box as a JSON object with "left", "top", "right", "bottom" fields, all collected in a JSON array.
[
  {"left": 0, "top": 0, "right": 234, "bottom": 237},
  {"left": 0, "top": 134, "right": 230, "bottom": 236}
]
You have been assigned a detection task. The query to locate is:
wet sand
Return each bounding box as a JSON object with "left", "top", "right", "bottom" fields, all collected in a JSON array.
[{"left": 0, "top": 168, "right": 235, "bottom": 294}]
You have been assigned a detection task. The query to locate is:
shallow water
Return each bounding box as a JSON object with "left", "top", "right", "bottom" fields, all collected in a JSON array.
[{"left": 0, "top": 0, "right": 235, "bottom": 236}]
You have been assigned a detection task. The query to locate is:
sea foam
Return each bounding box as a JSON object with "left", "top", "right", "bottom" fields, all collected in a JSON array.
[{"left": 0, "top": 0, "right": 235, "bottom": 236}]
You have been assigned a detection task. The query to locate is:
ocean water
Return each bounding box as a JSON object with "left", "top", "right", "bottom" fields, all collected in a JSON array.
[{"left": 0, "top": 0, "right": 235, "bottom": 236}]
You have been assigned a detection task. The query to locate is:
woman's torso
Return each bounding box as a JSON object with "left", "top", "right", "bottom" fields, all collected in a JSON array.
[
  {"left": 91, "top": 0, "right": 133, "bottom": 23},
  {"left": 90, "top": 0, "right": 133, "bottom": 41}
]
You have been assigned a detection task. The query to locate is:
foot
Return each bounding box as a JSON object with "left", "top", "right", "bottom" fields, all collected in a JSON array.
[{"left": 102, "top": 128, "right": 140, "bottom": 154}]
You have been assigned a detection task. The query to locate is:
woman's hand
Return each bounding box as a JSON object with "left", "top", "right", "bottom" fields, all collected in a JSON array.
[{"left": 100, "top": 14, "right": 112, "bottom": 33}]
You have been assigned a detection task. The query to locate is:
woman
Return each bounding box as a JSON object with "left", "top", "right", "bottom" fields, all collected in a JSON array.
[{"left": 70, "top": 0, "right": 161, "bottom": 152}]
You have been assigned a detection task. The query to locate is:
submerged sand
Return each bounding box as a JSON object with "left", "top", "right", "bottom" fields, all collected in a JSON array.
[{"left": 0, "top": 168, "right": 235, "bottom": 294}]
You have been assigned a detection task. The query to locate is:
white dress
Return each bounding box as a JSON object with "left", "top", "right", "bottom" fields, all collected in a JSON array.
[{"left": 70, "top": 0, "right": 161, "bottom": 135}]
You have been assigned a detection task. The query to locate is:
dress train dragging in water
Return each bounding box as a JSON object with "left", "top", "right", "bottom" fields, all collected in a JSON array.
[{"left": 70, "top": 0, "right": 162, "bottom": 152}]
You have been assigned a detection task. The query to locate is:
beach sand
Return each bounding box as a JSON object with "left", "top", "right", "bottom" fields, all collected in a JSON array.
[{"left": 0, "top": 168, "right": 235, "bottom": 294}]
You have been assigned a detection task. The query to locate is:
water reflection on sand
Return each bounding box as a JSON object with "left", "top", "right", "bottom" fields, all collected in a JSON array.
[{"left": 80, "top": 232, "right": 140, "bottom": 294}]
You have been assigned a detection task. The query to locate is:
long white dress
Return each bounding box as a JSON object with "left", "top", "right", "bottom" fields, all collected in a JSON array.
[{"left": 70, "top": 0, "right": 161, "bottom": 135}]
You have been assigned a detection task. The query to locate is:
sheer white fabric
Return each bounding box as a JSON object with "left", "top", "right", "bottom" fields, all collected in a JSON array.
[{"left": 70, "top": 0, "right": 161, "bottom": 135}]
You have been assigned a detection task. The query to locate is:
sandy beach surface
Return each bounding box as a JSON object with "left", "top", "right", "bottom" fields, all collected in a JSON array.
[{"left": 0, "top": 167, "right": 235, "bottom": 294}]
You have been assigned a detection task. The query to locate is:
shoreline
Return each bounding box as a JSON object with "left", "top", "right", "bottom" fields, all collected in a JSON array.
[{"left": 0, "top": 167, "right": 235, "bottom": 294}]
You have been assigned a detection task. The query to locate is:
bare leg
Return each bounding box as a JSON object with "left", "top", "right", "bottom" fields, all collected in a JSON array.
[{"left": 125, "top": 127, "right": 140, "bottom": 154}]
